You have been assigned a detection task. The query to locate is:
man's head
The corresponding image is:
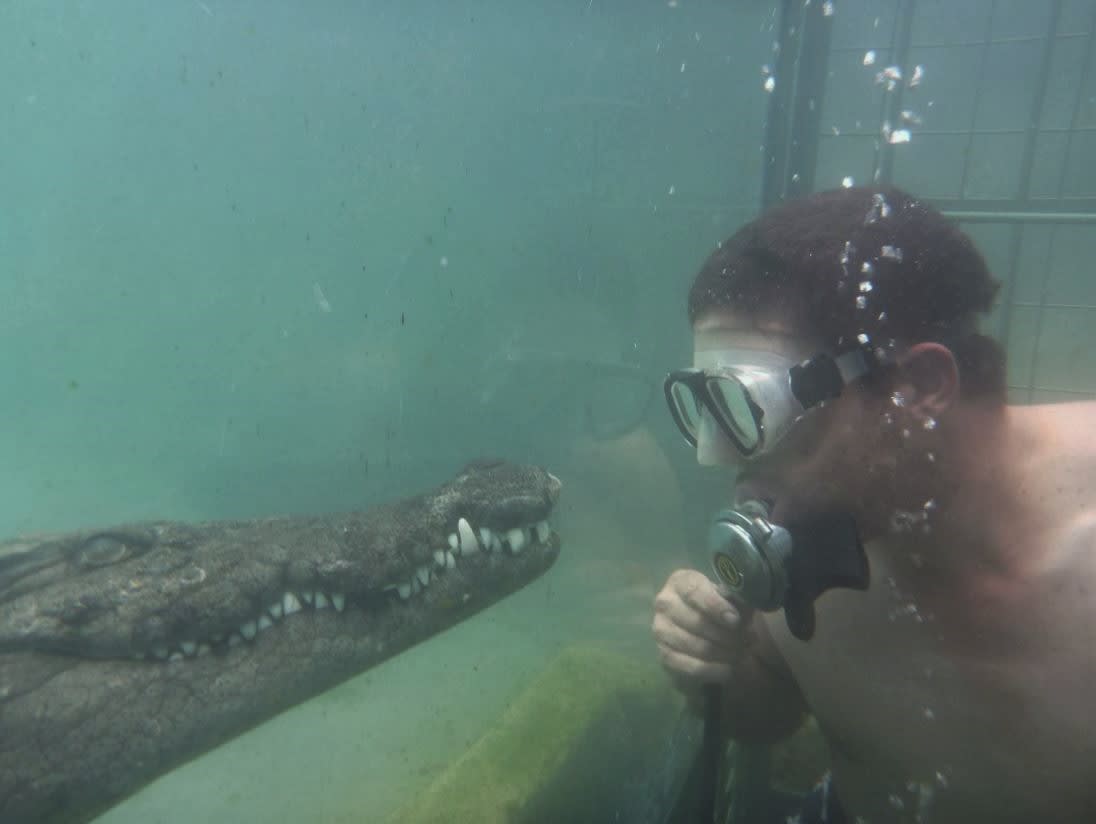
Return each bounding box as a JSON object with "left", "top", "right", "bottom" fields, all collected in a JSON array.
[{"left": 675, "top": 186, "right": 1004, "bottom": 533}]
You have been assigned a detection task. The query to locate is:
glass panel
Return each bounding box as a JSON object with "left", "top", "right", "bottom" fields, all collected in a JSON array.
[{"left": 6, "top": 2, "right": 1096, "bottom": 823}]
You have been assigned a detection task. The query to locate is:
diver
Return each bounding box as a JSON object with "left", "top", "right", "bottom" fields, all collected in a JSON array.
[{"left": 652, "top": 185, "right": 1096, "bottom": 823}]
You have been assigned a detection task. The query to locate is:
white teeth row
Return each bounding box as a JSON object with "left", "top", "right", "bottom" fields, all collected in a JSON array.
[
  {"left": 385, "top": 516, "right": 552, "bottom": 602},
  {"left": 147, "top": 589, "right": 348, "bottom": 662}
]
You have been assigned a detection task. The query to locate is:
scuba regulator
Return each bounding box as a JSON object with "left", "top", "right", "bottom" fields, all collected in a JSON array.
[
  {"left": 705, "top": 500, "right": 870, "bottom": 641},
  {"left": 691, "top": 502, "right": 871, "bottom": 822}
]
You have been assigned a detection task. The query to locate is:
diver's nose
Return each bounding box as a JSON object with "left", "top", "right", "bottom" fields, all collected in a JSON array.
[{"left": 694, "top": 406, "right": 740, "bottom": 467}]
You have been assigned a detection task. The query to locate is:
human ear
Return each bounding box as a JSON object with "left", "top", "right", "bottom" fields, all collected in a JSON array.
[{"left": 891, "top": 342, "right": 960, "bottom": 419}]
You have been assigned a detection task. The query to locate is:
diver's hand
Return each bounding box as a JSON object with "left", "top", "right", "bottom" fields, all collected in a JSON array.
[{"left": 652, "top": 569, "right": 753, "bottom": 692}]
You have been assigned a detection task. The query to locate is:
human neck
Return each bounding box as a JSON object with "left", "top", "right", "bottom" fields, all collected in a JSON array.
[{"left": 876, "top": 401, "right": 1036, "bottom": 589}]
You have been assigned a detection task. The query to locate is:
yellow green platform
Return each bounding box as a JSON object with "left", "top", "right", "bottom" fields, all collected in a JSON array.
[{"left": 387, "top": 643, "right": 683, "bottom": 824}]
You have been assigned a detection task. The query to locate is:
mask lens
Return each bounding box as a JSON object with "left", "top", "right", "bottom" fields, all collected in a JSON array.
[
  {"left": 706, "top": 376, "right": 761, "bottom": 451},
  {"left": 668, "top": 379, "right": 702, "bottom": 442}
]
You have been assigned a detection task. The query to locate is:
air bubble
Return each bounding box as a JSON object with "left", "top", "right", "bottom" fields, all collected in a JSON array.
[
  {"left": 763, "top": 75, "right": 776, "bottom": 92},
  {"left": 888, "top": 128, "right": 912, "bottom": 145},
  {"left": 926, "top": 451, "right": 936, "bottom": 463},
  {"left": 901, "top": 428, "right": 911, "bottom": 439},
  {"left": 923, "top": 707, "right": 935, "bottom": 721},
  {"left": 857, "top": 332, "right": 870, "bottom": 344},
  {"left": 863, "top": 50, "right": 876, "bottom": 66},
  {"left": 822, "top": 0, "right": 834, "bottom": 15},
  {"left": 910, "top": 65, "right": 925, "bottom": 87},
  {"left": 922, "top": 416, "right": 937, "bottom": 430},
  {"left": 877, "top": 311, "right": 888, "bottom": 322},
  {"left": 881, "top": 245, "right": 903, "bottom": 261},
  {"left": 891, "top": 391, "right": 907, "bottom": 407},
  {"left": 865, "top": 192, "right": 891, "bottom": 224},
  {"left": 923, "top": 498, "right": 937, "bottom": 512},
  {"left": 842, "top": 176, "right": 854, "bottom": 188},
  {"left": 856, "top": 295, "right": 867, "bottom": 309},
  {"left": 889, "top": 794, "right": 905, "bottom": 811},
  {"left": 861, "top": 260, "right": 874, "bottom": 274},
  {"left": 859, "top": 280, "right": 873, "bottom": 292}
]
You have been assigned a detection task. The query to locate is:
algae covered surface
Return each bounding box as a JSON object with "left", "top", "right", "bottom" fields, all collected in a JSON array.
[{"left": 388, "top": 642, "right": 686, "bottom": 824}]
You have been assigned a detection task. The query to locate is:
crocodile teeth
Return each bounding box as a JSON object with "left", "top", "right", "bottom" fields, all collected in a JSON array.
[
  {"left": 283, "top": 592, "right": 302, "bottom": 616},
  {"left": 458, "top": 517, "right": 479, "bottom": 554},
  {"left": 148, "top": 512, "right": 557, "bottom": 664},
  {"left": 506, "top": 528, "right": 526, "bottom": 553},
  {"left": 479, "top": 527, "right": 495, "bottom": 549}
]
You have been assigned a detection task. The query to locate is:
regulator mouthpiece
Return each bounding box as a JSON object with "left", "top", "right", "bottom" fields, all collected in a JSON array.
[{"left": 706, "top": 501, "right": 869, "bottom": 641}]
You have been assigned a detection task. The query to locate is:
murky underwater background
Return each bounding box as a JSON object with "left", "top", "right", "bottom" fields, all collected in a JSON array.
[{"left": 3, "top": 0, "right": 1096, "bottom": 821}]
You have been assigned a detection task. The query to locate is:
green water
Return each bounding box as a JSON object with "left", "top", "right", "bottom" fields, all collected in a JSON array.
[{"left": 4, "top": 1, "right": 1096, "bottom": 821}]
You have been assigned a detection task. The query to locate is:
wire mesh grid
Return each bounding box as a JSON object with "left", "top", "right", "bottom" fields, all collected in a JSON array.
[{"left": 803, "top": 0, "right": 1096, "bottom": 403}]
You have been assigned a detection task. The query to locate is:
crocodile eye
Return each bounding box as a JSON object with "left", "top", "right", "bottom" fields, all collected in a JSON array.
[{"left": 79, "top": 535, "right": 131, "bottom": 567}]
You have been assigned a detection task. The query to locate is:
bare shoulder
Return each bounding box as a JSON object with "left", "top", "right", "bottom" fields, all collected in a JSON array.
[
  {"left": 1025, "top": 398, "right": 1096, "bottom": 446},
  {"left": 1021, "top": 400, "right": 1096, "bottom": 506},
  {"left": 1020, "top": 401, "right": 1096, "bottom": 585}
]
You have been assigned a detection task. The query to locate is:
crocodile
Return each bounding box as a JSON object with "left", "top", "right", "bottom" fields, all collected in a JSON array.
[{"left": 0, "top": 459, "right": 561, "bottom": 823}]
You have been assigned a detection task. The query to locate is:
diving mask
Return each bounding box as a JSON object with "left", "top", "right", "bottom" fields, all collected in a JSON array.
[{"left": 664, "top": 347, "right": 871, "bottom": 459}]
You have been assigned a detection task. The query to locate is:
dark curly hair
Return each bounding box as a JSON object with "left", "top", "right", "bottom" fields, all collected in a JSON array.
[{"left": 688, "top": 186, "right": 1005, "bottom": 401}]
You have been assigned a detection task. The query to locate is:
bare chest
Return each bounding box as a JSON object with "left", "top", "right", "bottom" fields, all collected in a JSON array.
[{"left": 767, "top": 568, "right": 1096, "bottom": 822}]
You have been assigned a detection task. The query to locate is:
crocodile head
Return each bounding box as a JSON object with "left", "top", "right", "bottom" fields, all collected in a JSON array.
[{"left": 0, "top": 459, "right": 561, "bottom": 824}]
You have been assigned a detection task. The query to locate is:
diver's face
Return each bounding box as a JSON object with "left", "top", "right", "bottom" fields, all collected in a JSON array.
[{"left": 692, "top": 311, "right": 891, "bottom": 524}]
